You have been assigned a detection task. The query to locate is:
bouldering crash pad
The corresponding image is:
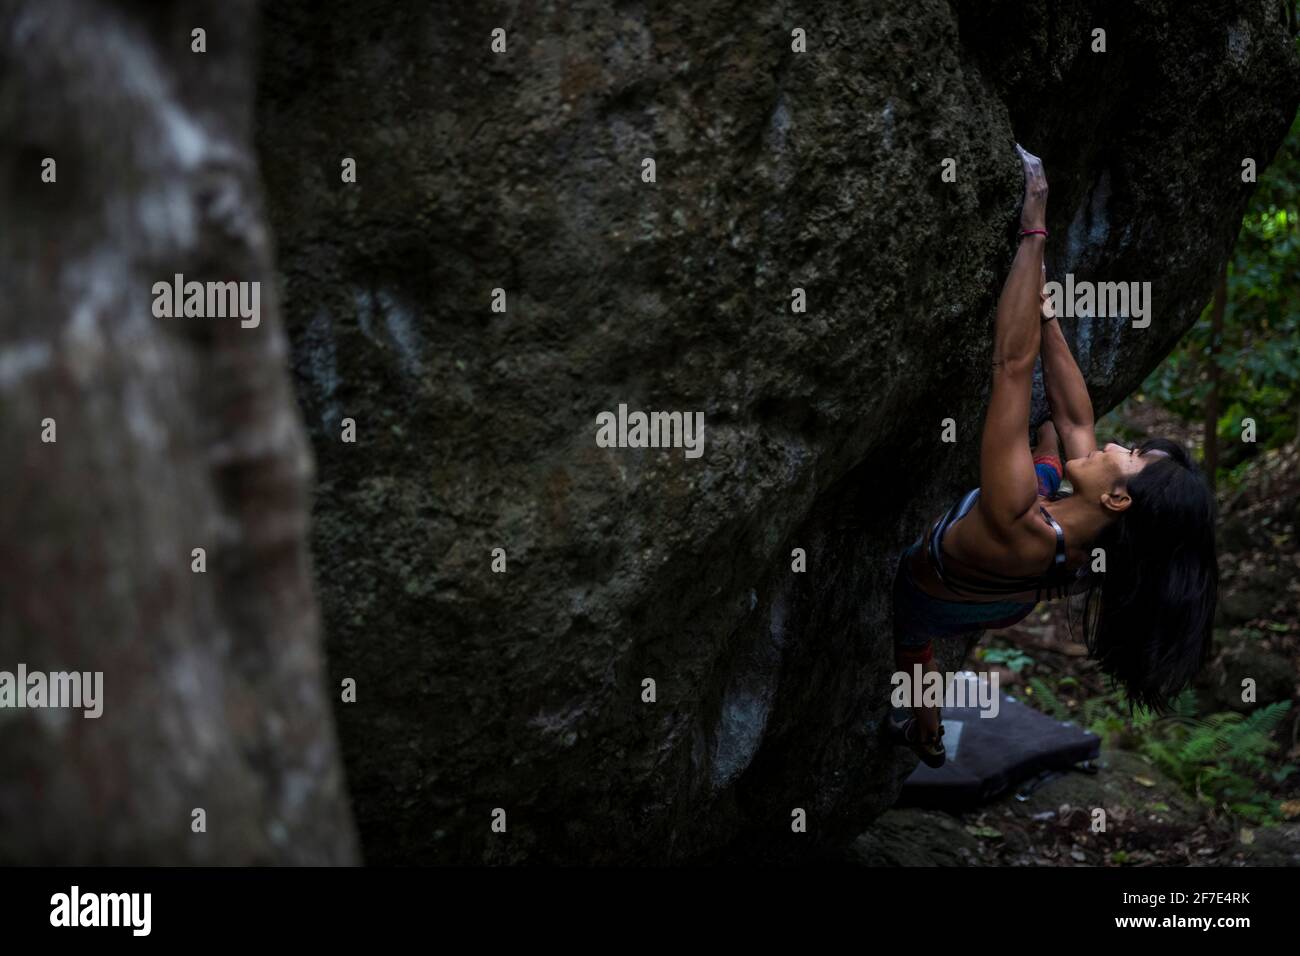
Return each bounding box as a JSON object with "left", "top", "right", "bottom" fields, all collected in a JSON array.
[{"left": 898, "top": 683, "right": 1100, "bottom": 809}]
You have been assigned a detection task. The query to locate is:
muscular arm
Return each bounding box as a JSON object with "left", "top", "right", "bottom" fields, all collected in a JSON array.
[
  {"left": 978, "top": 234, "right": 1045, "bottom": 526},
  {"left": 1040, "top": 309, "right": 1098, "bottom": 460}
]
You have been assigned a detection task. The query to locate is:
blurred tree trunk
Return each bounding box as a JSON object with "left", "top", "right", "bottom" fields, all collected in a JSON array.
[
  {"left": 1204, "top": 267, "right": 1227, "bottom": 492},
  {"left": 0, "top": 0, "right": 357, "bottom": 863}
]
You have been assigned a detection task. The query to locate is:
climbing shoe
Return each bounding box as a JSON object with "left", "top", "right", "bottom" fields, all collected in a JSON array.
[{"left": 889, "top": 715, "right": 946, "bottom": 768}]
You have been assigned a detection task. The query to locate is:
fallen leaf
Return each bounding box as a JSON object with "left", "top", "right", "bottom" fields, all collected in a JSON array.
[{"left": 1133, "top": 776, "right": 1156, "bottom": 787}]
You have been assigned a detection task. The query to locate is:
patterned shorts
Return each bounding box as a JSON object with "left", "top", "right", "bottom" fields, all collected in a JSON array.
[{"left": 891, "top": 538, "right": 1037, "bottom": 667}]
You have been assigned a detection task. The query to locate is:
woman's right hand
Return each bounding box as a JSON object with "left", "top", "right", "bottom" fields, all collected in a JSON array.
[{"left": 1016, "top": 143, "right": 1049, "bottom": 232}]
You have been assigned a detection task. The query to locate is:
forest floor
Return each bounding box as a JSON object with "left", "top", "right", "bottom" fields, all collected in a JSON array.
[{"left": 856, "top": 399, "right": 1300, "bottom": 866}]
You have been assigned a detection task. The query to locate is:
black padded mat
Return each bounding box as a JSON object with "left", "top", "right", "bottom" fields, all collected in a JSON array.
[{"left": 898, "top": 684, "right": 1101, "bottom": 809}]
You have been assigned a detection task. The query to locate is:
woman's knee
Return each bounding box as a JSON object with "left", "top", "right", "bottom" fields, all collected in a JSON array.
[{"left": 894, "top": 639, "right": 933, "bottom": 670}]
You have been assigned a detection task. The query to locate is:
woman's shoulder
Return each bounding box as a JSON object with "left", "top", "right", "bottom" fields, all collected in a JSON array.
[{"left": 952, "top": 487, "right": 1056, "bottom": 554}]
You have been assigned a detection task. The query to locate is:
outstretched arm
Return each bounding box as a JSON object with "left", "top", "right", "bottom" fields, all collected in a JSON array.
[
  {"left": 977, "top": 146, "right": 1049, "bottom": 526},
  {"left": 1039, "top": 285, "right": 1098, "bottom": 460}
]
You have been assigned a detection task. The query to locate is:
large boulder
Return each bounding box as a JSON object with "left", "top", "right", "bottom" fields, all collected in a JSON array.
[
  {"left": 256, "top": 1, "right": 1299, "bottom": 862},
  {"left": 0, "top": 1, "right": 357, "bottom": 863}
]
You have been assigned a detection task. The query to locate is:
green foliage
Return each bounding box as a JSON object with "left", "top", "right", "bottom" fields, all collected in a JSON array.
[
  {"left": 1141, "top": 695, "right": 1291, "bottom": 822},
  {"left": 1025, "top": 677, "right": 1125, "bottom": 734},
  {"left": 1024, "top": 679, "right": 1293, "bottom": 823},
  {"left": 1140, "top": 114, "right": 1300, "bottom": 484},
  {"left": 1026, "top": 675, "right": 1066, "bottom": 717},
  {"left": 980, "top": 646, "right": 1036, "bottom": 673}
]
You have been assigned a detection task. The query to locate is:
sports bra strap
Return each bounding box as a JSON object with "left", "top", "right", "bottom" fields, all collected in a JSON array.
[
  {"left": 926, "top": 488, "right": 1076, "bottom": 601},
  {"left": 1038, "top": 505, "right": 1067, "bottom": 568}
]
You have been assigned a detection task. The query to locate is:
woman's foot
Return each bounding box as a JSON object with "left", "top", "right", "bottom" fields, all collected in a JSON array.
[
  {"left": 1015, "top": 143, "right": 1048, "bottom": 232},
  {"left": 889, "top": 715, "right": 947, "bottom": 768}
]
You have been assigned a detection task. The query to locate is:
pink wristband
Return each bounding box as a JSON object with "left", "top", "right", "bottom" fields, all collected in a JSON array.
[{"left": 1020, "top": 228, "right": 1048, "bottom": 238}]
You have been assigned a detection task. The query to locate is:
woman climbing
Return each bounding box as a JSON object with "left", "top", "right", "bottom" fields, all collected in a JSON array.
[{"left": 889, "top": 145, "right": 1219, "bottom": 768}]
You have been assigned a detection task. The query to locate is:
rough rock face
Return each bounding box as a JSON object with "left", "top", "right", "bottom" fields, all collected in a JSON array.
[
  {"left": 256, "top": 1, "right": 1298, "bottom": 862},
  {"left": 0, "top": 1, "right": 357, "bottom": 863}
]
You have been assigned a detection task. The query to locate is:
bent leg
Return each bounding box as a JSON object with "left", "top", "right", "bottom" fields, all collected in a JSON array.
[{"left": 891, "top": 549, "right": 944, "bottom": 748}]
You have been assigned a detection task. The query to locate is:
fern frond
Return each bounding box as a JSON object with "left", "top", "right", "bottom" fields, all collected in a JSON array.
[{"left": 1027, "top": 677, "right": 1068, "bottom": 720}]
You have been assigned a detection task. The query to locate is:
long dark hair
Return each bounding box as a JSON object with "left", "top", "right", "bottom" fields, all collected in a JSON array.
[{"left": 1071, "top": 438, "right": 1219, "bottom": 712}]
